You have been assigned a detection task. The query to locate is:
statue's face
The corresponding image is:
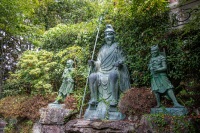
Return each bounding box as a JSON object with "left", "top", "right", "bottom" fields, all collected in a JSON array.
[
  {"left": 151, "top": 50, "right": 159, "bottom": 57},
  {"left": 66, "top": 60, "right": 73, "bottom": 67},
  {"left": 105, "top": 32, "right": 114, "bottom": 45}
]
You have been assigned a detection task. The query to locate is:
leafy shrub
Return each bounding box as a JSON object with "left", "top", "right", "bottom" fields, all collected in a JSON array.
[
  {"left": 3, "top": 45, "right": 89, "bottom": 96},
  {"left": 55, "top": 45, "right": 90, "bottom": 91},
  {"left": 177, "top": 84, "right": 200, "bottom": 111},
  {"left": 64, "top": 95, "right": 78, "bottom": 110},
  {"left": 119, "top": 87, "right": 156, "bottom": 116},
  {"left": 102, "top": 0, "right": 200, "bottom": 89},
  {"left": 4, "top": 50, "right": 58, "bottom": 95},
  {"left": 41, "top": 20, "right": 97, "bottom": 52},
  {"left": 35, "top": 0, "right": 98, "bottom": 30},
  {"left": 0, "top": 94, "right": 56, "bottom": 121},
  {"left": 146, "top": 114, "right": 196, "bottom": 133}
]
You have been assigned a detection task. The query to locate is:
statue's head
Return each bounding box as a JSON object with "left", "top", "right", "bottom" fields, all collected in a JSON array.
[
  {"left": 66, "top": 59, "right": 74, "bottom": 68},
  {"left": 151, "top": 45, "right": 159, "bottom": 57},
  {"left": 104, "top": 24, "right": 115, "bottom": 45}
]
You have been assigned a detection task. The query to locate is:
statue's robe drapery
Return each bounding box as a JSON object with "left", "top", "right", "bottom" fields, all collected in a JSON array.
[
  {"left": 92, "top": 42, "right": 130, "bottom": 101},
  {"left": 149, "top": 55, "right": 173, "bottom": 93},
  {"left": 59, "top": 68, "right": 74, "bottom": 96}
]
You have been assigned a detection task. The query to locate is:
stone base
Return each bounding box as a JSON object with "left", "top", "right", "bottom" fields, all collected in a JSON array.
[
  {"left": 33, "top": 115, "right": 199, "bottom": 133},
  {"left": 84, "top": 102, "right": 125, "bottom": 120},
  {"left": 151, "top": 107, "right": 188, "bottom": 115},
  {"left": 33, "top": 122, "right": 65, "bottom": 133},
  {"left": 65, "top": 119, "right": 135, "bottom": 133},
  {"left": 39, "top": 105, "right": 72, "bottom": 125}
]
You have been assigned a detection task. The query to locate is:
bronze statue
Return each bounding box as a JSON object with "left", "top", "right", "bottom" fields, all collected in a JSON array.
[
  {"left": 84, "top": 24, "right": 130, "bottom": 120},
  {"left": 53, "top": 59, "right": 74, "bottom": 104},
  {"left": 149, "top": 45, "right": 183, "bottom": 108}
]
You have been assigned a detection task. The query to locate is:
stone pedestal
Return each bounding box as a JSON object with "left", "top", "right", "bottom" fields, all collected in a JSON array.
[
  {"left": 33, "top": 114, "right": 198, "bottom": 133},
  {"left": 39, "top": 105, "right": 72, "bottom": 125},
  {"left": 33, "top": 104, "right": 73, "bottom": 133},
  {"left": 151, "top": 107, "right": 188, "bottom": 116},
  {"left": 84, "top": 101, "right": 125, "bottom": 120},
  {"left": 33, "top": 123, "right": 65, "bottom": 133}
]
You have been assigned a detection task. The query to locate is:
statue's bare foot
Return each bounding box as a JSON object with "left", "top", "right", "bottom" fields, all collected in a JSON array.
[
  {"left": 89, "top": 99, "right": 98, "bottom": 105},
  {"left": 110, "top": 99, "right": 117, "bottom": 106},
  {"left": 173, "top": 103, "right": 184, "bottom": 108},
  {"left": 53, "top": 100, "right": 59, "bottom": 104}
]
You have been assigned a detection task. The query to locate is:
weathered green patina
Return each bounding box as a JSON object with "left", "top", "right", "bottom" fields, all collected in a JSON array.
[
  {"left": 149, "top": 45, "right": 184, "bottom": 108},
  {"left": 53, "top": 59, "right": 74, "bottom": 104},
  {"left": 84, "top": 24, "right": 131, "bottom": 120}
]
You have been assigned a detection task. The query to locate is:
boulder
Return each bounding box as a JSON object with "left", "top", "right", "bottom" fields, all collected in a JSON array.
[{"left": 65, "top": 119, "right": 135, "bottom": 133}]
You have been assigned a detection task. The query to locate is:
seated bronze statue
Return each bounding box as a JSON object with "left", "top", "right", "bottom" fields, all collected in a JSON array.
[{"left": 84, "top": 24, "right": 130, "bottom": 120}]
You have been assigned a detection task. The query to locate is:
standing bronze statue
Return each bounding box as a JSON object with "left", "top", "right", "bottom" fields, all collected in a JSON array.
[
  {"left": 149, "top": 45, "right": 183, "bottom": 108},
  {"left": 53, "top": 59, "right": 74, "bottom": 104},
  {"left": 84, "top": 24, "right": 130, "bottom": 120}
]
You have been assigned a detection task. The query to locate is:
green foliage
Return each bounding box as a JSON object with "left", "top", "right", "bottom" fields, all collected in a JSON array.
[
  {"left": 0, "top": 0, "right": 37, "bottom": 34},
  {"left": 146, "top": 114, "right": 196, "bottom": 132},
  {"left": 131, "top": 0, "right": 168, "bottom": 17},
  {"left": 103, "top": 0, "right": 200, "bottom": 87},
  {"left": 2, "top": 0, "right": 200, "bottom": 120},
  {"left": 3, "top": 45, "right": 89, "bottom": 96},
  {"left": 4, "top": 50, "right": 58, "bottom": 95},
  {"left": 177, "top": 85, "right": 200, "bottom": 109},
  {"left": 41, "top": 22, "right": 97, "bottom": 51},
  {"left": 4, "top": 119, "right": 34, "bottom": 133},
  {"left": 34, "top": 0, "right": 99, "bottom": 30},
  {"left": 109, "top": 0, "right": 170, "bottom": 86},
  {"left": 55, "top": 45, "right": 90, "bottom": 90}
]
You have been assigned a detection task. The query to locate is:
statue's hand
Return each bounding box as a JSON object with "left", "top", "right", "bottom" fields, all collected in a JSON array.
[
  {"left": 88, "top": 60, "right": 95, "bottom": 66},
  {"left": 113, "top": 61, "right": 123, "bottom": 68}
]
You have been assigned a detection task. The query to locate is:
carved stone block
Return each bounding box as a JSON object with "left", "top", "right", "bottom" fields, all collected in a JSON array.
[
  {"left": 151, "top": 107, "right": 188, "bottom": 116},
  {"left": 39, "top": 106, "right": 72, "bottom": 125}
]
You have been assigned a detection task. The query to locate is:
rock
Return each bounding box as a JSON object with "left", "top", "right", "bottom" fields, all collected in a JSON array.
[
  {"left": 137, "top": 115, "right": 153, "bottom": 133},
  {"left": 0, "top": 119, "right": 7, "bottom": 133},
  {"left": 32, "top": 122, "right": 42, "bottom": 133},
  {"left": 34, "top": 113, "right": 198, "bottom": 133},
  {"left": 65, "top": 119, "right": 135, "bottom": 133},
  {"left": 39, "top": 106, "right": 73, "bottom": 125},
  {"left": 33, "top": 122, "right": 65, "bottom": 133},
  {"left": 34, "top": 105, "right": 74, "bottom": 133}
]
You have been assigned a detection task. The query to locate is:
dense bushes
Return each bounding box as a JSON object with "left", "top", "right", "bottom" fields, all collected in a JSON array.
[
  {"left": 105, "top": 0, "right": 200, "bottom": 88},
  {"left": 41, "top": 22, "right": 97, "bottom": 52},
  {"left": 2, "top": 1, "right": 200, "bottom": 122},
  {"left": 4, "top": 50, "right": 58, "bottom": 95},
  {"left": 4, "top": 1, "right": 200, "bottom": 90},
  {"left": 119, "top": 88, "right": 156, "bottom": 116},
  {"left": 0, "top": 94, "right": 56, "bottom": 120},
  {"left": 34, "top": 0, "right": 99, "bottom": 30},
  {"left": 3, "top": 45, "right": 89, "bottom": 96}
]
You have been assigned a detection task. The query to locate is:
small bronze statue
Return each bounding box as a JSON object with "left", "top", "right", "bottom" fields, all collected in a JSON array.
[
  {"left": 84, "top": 24, "right": 131, "bottom": 120},
  {"left": 53, "top": 59, "right": 74, "bottom": 104},
  {"left": 149, "top": 45, "right": 183, "bottom": 108}
]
